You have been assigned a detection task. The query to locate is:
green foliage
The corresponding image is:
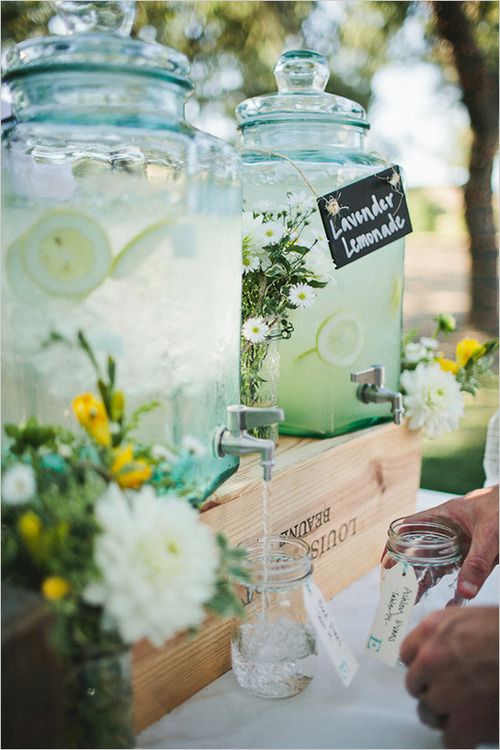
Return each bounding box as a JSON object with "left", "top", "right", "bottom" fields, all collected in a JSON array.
[
  {"left": 240, "top": 198, "right": 329, "bottom": 407},
  {"left": 2, "top": 330, "right": 246, "bottom": 666},
  {"left": 457, "top": 339, "right": 499, "bottom": 395},
  {"left": 206, "top": 533, "right": 250, "bottom": 619}
]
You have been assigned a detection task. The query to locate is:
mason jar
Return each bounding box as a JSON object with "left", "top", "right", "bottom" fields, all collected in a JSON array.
[
  {"left": 236, "top": 49, "right": 405, "bottom": 437},
  {"left": 231, "top": 535, "right": 318, "bottom": 699},
  {"left": 381, "top": 516, "right": 465, "bottom": 630},
  {"left": 1, "top": 1, "right": 241, "bottom": 502}
]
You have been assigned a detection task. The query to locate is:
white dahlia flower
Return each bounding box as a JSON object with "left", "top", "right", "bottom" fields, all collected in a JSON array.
[
  {"left": 401, "top": 362, "right": 464, "bottom": 439},
  {"left": 84, "top": 483, "right": 219, "bottom": 647}
]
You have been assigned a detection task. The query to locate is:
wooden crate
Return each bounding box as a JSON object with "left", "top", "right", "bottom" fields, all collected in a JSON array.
[{"left": 133, "top": 422, "right": 422, "bottom": 732}]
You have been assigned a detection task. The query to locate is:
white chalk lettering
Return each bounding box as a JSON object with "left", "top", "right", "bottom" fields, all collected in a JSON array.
[
  {"left": 344, "top": 211, "right": 406, "bottom": 257},
  {"left": 329, "top": 191, "right": 396, "bottom": 238}
]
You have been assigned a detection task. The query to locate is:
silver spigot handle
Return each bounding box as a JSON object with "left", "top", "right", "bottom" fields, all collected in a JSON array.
[
  {"left": 350, "top": 364, "right": 384, "bottom": 387},
  {"left": 226, "top": 404, "right": 285, "bottom": 433}
]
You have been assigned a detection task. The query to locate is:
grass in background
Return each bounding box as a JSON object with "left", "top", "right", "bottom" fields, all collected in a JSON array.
[{"left": 420, "top": 376, "right": 498, "bottom": 495}]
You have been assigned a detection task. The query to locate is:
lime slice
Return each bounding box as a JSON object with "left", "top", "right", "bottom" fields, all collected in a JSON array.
[
  {"left": 5, "top": 235, "right": 47, "bottom": 303},
  {"left": 111, "top": 221, "right": 171, "bottom": 279},
  {"left": 316, "top": 310, "right": 365, "bottom": 367},
  {"left": 390, "top": 275, "right": 403, "bottom": 316},
  {"left": 22, "top": 209, "right": 111, "bottom": 297}
]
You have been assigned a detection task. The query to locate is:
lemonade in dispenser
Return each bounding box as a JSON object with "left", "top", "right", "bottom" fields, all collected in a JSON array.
[
  {"left": 237, "top": 50, "right": 408, "bottom": 437},
  {"left": 1, "top": 0, "right": 242, "bottom": 501}
]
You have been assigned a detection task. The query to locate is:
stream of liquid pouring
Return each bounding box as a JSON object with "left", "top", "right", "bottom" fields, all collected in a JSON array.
[
  {"left": 261, "top": 478, "right": 271, "bottom": 618},
  {"left": 262, "top": 478, "right": 271, "bottom": 538}
]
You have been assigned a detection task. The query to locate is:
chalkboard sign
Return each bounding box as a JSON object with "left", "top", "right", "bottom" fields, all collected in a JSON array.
[{"left": 317, "top": 165, "right": 412, "bottom": 269}]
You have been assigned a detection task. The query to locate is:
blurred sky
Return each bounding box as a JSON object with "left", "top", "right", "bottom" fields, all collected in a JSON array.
[{"left": 368, "top": 62, "right": 471, "bottom": 189}]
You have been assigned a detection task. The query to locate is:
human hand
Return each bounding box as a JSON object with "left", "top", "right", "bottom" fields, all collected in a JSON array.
[
  {"left": 401, "top": 606, "right": 499, "bottom": 749},
  {"left": 396, "top": 484, "right": 499, "bottom": 599}
]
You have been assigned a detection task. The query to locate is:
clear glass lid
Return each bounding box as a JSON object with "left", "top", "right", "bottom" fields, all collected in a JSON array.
[
  {"left": 236, "top": 49, "right": 368, "bottom": 129},
  {"left": 3, "top": 0, "right": 193, "bottom": 91}
]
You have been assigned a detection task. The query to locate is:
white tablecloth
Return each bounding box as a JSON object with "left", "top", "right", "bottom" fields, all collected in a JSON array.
[{"left": 137, "top": 490, "right": 499, "bottom": 750}]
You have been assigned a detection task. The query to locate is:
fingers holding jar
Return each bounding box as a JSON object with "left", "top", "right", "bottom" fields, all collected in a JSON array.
[{"left": 401, "top": 606, "right": 499, "bottom": 749}]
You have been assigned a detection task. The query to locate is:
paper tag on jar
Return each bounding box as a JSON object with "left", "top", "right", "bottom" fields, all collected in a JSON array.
[
  {"left": 317, "top": 165, "right": 412, "bottom": 269},
  {"left": 304, "top": 578, "right": 358, "bottom": 686},
  {"left": 366, "top": 561, "right": 419, "bottom": 667}
]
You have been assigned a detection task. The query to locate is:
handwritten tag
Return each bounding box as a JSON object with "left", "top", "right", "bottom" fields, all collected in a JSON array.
[
  {"left": 317, "top": 165, "right": 412, "bottom": 269},
  {"left": 366, "top": 561, "right": 418, "bottom": 667},
  {"left": 304, "top": 579, "right": 358, "bottom": 686}
]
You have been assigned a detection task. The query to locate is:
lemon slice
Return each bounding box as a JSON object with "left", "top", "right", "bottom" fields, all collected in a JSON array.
[
  {"left": 111, "top": 221, "right": 171, "bottom": 279},
  {"left": 22, "top": 209, "right": 111, "bottom": 297},
  {"left": 316, "top": 310, "right": 365, "bottom": 367}
]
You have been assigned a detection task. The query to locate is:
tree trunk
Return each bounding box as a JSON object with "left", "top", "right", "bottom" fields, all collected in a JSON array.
[{"left": 433, "top": 1, "right": 499, "bottom": 335}]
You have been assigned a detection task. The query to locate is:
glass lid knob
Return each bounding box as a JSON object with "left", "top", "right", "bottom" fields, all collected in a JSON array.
[
  {"left": 274, "top": 50, "right": 330, "bottom": 93},
  {"left": 54, "top": 0, "right": 136, "bottom": 35}
]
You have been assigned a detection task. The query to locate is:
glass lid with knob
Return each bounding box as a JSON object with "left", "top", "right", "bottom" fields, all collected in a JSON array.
[
  {"left": 236, "top": 50, "right": 368, "bottom": 129},
  {"left": 3, "top": 0, "right": 193, "bottom": 92}
]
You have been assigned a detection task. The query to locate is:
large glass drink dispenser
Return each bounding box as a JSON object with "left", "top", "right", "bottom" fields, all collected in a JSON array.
[
  {"left": 237, "top": 50, "right": 405, "bottom": 437},
  {"left": 1, "top": 1, "right": 241, "bottom": 501}
]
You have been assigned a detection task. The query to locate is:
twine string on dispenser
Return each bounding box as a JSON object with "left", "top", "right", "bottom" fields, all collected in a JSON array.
[{"left": 241, "top": 147, "right": 351, "bottom": 220}]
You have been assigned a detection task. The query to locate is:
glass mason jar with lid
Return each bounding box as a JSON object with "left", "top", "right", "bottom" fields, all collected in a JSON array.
[
  {"left": 1, "top": 0, "right": 241, "bottom": 502},
  {"left": 236, "top": 49, "right": 405, "bottom": 437}
]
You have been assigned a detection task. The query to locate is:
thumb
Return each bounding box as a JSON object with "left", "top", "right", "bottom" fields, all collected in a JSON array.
[{"left": 457, "top": 534, "right": 498, "bottom": 599}]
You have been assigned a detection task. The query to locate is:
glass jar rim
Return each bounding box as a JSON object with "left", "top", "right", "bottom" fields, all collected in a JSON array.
[
  {"left": 386, "top": 516, "right": 464, "bottom": 565},
  {"left": 3, "top": 33, "right": 193, "bottom": 92},
  {"left": 236, "top": 535, "right": 313, "bottom": 588}
]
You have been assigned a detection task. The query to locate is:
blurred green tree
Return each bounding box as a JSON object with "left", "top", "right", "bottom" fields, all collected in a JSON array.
[
  {"left": 432, "top": 1, "right": 498, "bottom": 336},
  {"left": 2, "top": 1, "right": 497, "bottom": 333}
]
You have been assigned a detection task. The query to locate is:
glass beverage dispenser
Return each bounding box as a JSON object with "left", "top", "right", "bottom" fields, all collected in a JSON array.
[
  {"left": 1, "top": 1, "right": 241, "bottom": 502},
  {"left": 237, "top": 50, "right": 405, "bottom": 437}
]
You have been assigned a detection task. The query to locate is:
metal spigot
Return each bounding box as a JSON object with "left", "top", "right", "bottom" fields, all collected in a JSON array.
[
  {"left": 214, "top": 404, "right": 285, "bottom": 481},
  {"left": 350, "top": 365, "right": 404, "bottom": 425}
]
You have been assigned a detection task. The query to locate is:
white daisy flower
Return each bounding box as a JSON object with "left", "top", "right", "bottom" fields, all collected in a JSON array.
[
  {"left": 242, "top": 251, "right": 260, "bottom": 274},
  {"left": 304, "top": 243, "right": 337, "bottom": 284},
  {"left": 288, "top": 283, "right": 317, "bottom": 309},
  {"left": 420, "top": 337, "right": 439, "bottom": 350},
  {"left": 260, "top": 220, "right": 285, "bottom": 245},
  {"left": 242, "top": 317, "right": 270, "bottom": 343},
  {"left": 2, "top": 463, "right": 36, "bottom": 505},
  {"left": 242, "top": 213, "right": 267, "bottom": 252},
  {"left": 248, "top": 199, "right": 276, "bottom": 214},
  {"left": 404, "top": 342, "right": 428, "bottom": 364},
  {"left": 151, "top": 444, "right": 176, "bottom": 462},
  {"left": 286, "top": 190, "right": 316, "bottom": 212},
  {"left": 401, "top": 362, "right": 464, "bottom": 439},
  {"left": 404, "top": 337, "right": 439, "bottom": 366},
  {"left": 83, "top": 483, "right": 219, "bottom": 647},
  {"left": 181, "top": 435, "right": 206, "bottom": 458}
]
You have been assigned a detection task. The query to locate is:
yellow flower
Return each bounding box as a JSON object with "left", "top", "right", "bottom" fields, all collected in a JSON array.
[
  {"left": 72, "top": 393, "right": 111, "bottom": 447},
  {"left": 111, "top": 444, "right": 152, "bottom": 489},
  {"left": 455, "top": 338, "right": 484, "bottom": 368},
  {"left": 42, "top": 576, "right": 71, "bottom": 601},
  {"left": 18, "top": 511, "right": 42, "bottom": 540},
  {"left": 18, "top": 511, "right": 45, "bottom": 559},
  {"left": 436, "top": 356, "right": 460, "bottom": 375},
  {"left": 110, "top": 390, "right": 125, "bottom": 421}
]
